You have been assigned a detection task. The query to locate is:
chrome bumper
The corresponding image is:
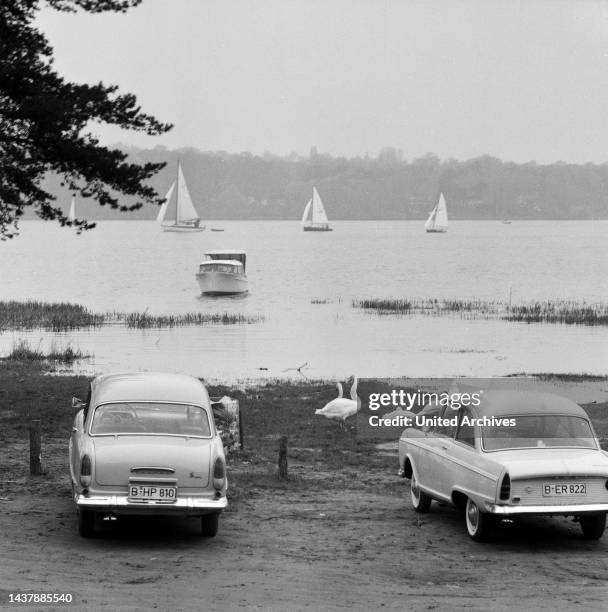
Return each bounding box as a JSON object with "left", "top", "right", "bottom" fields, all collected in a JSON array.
[
  {"left": 76, "top": 494, "right": 227, "bottom": 514},
  {"left": 485, "top": 502, "right": 608, "bottom": 516}
]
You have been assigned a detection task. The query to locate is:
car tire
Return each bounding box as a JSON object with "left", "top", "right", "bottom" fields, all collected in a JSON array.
[
  {"left": 410, "top": 473, "right": 432, "bottom": 513},
  {"left": 580, "top": 513, "right": 606, "bottom": 540},
  {"left": 465, "top": 498, "right": 492, "bottom": 542},
  {"left": 201, "top": 513, "right": 219, "bottom": 537},
  {"left": 78, "top": 509, "right": 95, "bottom": 538}
]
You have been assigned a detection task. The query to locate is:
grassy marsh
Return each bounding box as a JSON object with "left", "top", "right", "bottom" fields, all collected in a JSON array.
[
  {"left": 505, "top": 301, "right": 608, "bottom": 325},
  {"left": 0, "top": 366, "right": 397, "bottom": 486},
  {"left": 3, "top": 339, "right": 87, "bottom": 364},
  {"left": 353, "top": 297, "right": 608, "bottom": 326},
  {"left": 0, "top": 300, "right": 263, "bottom": 332},
  {"left": 353, "top": 297, "right": 499, "bottom": 316},
  {"left": 117, "top": 311, "right": 264, "bottom": 328},
  {"left": 0, "top": 365, "right": 606, "bottom": 480},
  {"left": 0, "top": 300, "right": 102, "bottom": 331}
]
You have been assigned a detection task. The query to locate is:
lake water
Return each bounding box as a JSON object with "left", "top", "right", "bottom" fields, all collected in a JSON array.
[{"left": 1, "top": 220, "right": 607, "bottom": 382}]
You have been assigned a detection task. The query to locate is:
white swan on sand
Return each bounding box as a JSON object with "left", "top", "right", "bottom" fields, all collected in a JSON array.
[{"left": 315, "top": 377, "right": 359, "bottom": 429}]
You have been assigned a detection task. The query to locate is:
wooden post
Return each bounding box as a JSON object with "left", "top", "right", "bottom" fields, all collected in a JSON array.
[
  {"left": 29, "top": 419, "right": 43, "bottom": 475},
  {"left": 238, "top": 407, "right": 244, "bottom": 451},
  {"left": 277, "top": 435, "right": 288, "bottom": 480}
]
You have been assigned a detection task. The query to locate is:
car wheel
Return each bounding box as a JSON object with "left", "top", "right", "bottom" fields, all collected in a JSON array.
[
  {"left": 410, "top": 473, "right": 432, "bottom": 513},
  {"left": 580, "top": 513, "right": 606, "bottom": 540},
  {"left": 465, "top": 498, "right": 492, "bottom": 542},
  {"left": 78, "top": 509, "right": 95, "bottom": 538},
  {"left": 201, "top": 513, "right": 219, "bottom": 537}
]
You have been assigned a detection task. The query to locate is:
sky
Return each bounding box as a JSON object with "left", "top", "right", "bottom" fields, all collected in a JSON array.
[{"left": 35, "top": 0, "right": 608, "bottom": 163}]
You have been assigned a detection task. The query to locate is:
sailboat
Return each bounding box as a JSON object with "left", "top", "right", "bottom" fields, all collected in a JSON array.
[
  {"left": 68, "top": 196, "right": 76, "bottom": 222},
  {"left": 301, "top": 187, "right": 332, "bottom": 231},
  {"left": 425, "top": 192, "right": 448, "bottom": 233},
  {"left": 157, "top": 162, "right": 205, "bottom": 232}
]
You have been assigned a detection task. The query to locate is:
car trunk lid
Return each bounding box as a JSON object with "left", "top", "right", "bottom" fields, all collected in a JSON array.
[
  {"left": 93, "top": 435, "right": 211, "bottom": 487},
  {"left": 490, "top": 448, "right": 608, "bottom": 479}
]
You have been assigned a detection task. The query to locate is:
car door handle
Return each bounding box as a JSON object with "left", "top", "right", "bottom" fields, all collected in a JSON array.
[
  {"left": 72, "top": 427, "right": 78, "bottom": 433},
  {"left": 441, "top": 444, "right": 448, "bottom": 450}
]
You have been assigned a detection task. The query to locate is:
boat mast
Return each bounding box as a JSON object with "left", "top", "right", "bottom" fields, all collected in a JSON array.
[{"left": 175, "top": 160, "right": 181, "bottom": 223}]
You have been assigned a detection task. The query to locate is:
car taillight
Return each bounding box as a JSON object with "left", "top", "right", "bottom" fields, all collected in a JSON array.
[
  {"left": 213, "top": 458, "right": 225, "bottom": 490},
  {"left": 499, "top": 473, "right": 510, "bottom": 500},
  {"left": 81, "top": 455, "right": 91, "bottom": 475},
  {"left": 80, "top": 455, "right": 92, "bottom": 487}
]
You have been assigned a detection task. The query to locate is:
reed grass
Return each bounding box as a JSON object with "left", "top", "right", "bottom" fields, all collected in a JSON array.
[
  {"left": 353, "top": 297, "right": 500, "bottom": 316},
  {"left": 0, "top": 300, "right": 103, "bottom": 331},
  {"left": 512, "top": 372, "right": 608, "bottom": 382},
  {"left": 46, "top": 345, "right": 87, "bottom": 363},
  {"left": 116, "top": 311, "right": 264, "bottom": 328},
  {"left": 504, "top": 301, "right": 608, "bottom": 325},
  {"left": 4, "top": 339, "right": 87, "bottom": 363},
  {"left": 353, "top": 297, "right": 608, "bottom": 326},
  {"left": 0, "top": 301, "right": 264, "bottom": 331}
]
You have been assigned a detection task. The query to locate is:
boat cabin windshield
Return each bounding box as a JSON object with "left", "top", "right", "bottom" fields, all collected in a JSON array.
[
  {"left": 199, "top": 261, "right": 243, "bottom": 274},
  {"left": 204, "top": 251, "right": 246, "bottom": 271}
]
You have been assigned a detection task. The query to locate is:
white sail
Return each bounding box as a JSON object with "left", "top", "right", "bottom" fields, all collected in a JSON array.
[
  {"left": 435, "top": 193, "right": 448, "bottom": 227},
  {"left": 425, "top": 192, "right": 448, "bottom": 232},
  {"left": 301, "top": 199, "right": 312, "bottom": 226},
  {"left": 175, "top": 162, "right": 199, "bottom": 223},
  {"left": 311, "top": 187, "right": 329, "bottom": 224},
  {"left": 157, "top": 182, "right": 175, "bottom": 223},
  {"left": 302, "top": 186, "right": 331, "bottom": 231},
  {"left": 68, "top": 196, "right": 76, "bottom": 222},
  {"left": 159, "top": 162, "right": 204, "bottom": 231}
]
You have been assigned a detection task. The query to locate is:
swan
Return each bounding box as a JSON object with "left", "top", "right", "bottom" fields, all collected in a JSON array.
[{"left": 315, "top": 376, "right": 359, "bottom": 429}]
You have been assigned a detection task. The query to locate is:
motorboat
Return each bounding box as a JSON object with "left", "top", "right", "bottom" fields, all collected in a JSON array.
[{"left": 196, "top": 250, "right": 248, "bottom": 295}]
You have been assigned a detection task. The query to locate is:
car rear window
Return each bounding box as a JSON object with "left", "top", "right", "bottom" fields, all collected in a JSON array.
[
  {"left": 482, "top": 415, "right": 597, "bottom": 451},
  {"left": 90, "top": 402, "right": 211, "bottom": 437}
]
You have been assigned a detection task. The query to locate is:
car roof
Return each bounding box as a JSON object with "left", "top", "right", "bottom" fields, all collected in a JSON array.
[
  {"left": 472, "top": 390, "right": 589, "bottom": 419},
  {"left": 91, "top": 372, "right": 210, "bottom": 407}
]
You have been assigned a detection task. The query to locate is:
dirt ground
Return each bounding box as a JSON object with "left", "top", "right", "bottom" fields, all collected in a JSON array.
[{"left": 1, "top": 441, "right": 607, "bottom": 612}]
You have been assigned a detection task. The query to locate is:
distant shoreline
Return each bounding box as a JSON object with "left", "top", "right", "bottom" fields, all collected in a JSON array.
[
  {"left": 35, "top": 149, "right": 608, "bottom": 222},
  {"left": 16, "top": 217, "right": 608, "bottom": 223}
]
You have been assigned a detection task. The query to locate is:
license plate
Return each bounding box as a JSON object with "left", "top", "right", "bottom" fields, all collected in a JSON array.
[
  {"left": 542, "top": 482, "right": 586, "bottom": 497},
  {"left": 128, "top": 485, "right": 177, "bottom": 502}
]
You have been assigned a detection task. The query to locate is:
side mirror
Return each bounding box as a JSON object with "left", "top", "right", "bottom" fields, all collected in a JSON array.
[{"left": 72, "top": 397, "right": 85, "bottom": 414}]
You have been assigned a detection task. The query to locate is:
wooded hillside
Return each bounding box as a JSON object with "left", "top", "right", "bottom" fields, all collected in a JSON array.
[{"left": 42, "top": 147, "right": 608, "bottom": 221}]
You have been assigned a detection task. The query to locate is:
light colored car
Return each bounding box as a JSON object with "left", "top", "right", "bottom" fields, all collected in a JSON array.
[
  {"left": 398, "top": 390, "right": 608, "bottom": 541},
  {"left": 69, "top": 372, "right": 228, "bottom": 538}
]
